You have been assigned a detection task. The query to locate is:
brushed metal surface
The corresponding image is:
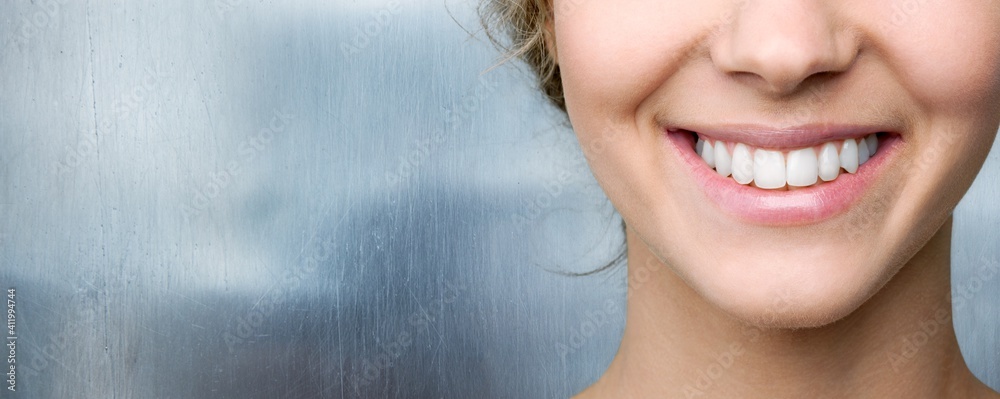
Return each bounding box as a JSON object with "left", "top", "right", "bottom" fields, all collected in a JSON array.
[{"left": 0, "top": 1, "right": 996, "bottom": 398}]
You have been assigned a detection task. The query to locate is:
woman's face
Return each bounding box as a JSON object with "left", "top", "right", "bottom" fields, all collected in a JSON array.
[{"left": 552, "top": 0, "right": 1000, "bottom": 327}]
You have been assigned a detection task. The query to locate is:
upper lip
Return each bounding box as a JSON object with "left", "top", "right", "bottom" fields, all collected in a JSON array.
[{"left": 667, "top": 123, "right": 896, "bottom": 150}]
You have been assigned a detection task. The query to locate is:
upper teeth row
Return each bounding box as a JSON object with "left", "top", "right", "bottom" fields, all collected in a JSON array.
[{"left": 696, "top": 134, "right": 879, "bottom": 189}]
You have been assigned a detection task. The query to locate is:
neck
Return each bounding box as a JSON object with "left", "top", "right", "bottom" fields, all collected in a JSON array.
[{"left": 577, "top": 217, "right": 991, "bottom": 398}]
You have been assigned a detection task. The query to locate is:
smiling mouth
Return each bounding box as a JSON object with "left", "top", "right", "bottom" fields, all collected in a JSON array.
[
  {"left": 663, "top": 125, "right": 902, "bottom": 226},
  {"left": 688, "top": 131, "right": 889, "bottom": 191}
]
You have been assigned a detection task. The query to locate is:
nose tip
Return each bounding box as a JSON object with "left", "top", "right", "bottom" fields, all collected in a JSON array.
[{"left": 710, "top": 2, "right": 858, "bottom": 95}]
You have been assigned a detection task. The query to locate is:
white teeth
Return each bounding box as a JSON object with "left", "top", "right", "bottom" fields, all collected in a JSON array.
[
  {"left": 865, "top": 134, "right": 878, "bottom": 156},
  {"left": 857, "top": 138, "right": 870, "bottom": 165},
  {"left": 840, "top": 139, "right": 859, "bottom": 174},
  {"left": 818, "top": 142, "right": 841, "bottom": 182},
  {"left": 695, "top": 134, "right": 882, "bottom": 189},
  {"left": 753, "top": 149, "right": 786, "bottom": 189},
  {"left": 786, "top": 148, "right": 818, "bottom": 187},
  {"left": 731, "top": 143, "right": 754, "bottom": 185},
  {"left": 701, "top": 140, "right": 716, "bottom": 168},
  {"left": 714, "top": 141, "right": 732, "bottom": 177}
]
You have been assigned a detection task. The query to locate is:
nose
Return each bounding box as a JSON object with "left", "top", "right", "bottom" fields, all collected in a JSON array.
[{"left": 710, "top": 0, "right": 859, "bottom": 95}]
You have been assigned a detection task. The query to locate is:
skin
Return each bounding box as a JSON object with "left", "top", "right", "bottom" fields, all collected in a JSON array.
[{"left": 541, "top": 0, "right": 1000, "bottom": 398}]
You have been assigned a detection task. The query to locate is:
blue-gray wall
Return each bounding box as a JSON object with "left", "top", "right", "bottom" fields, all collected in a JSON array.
[{"left": 0, "top": 1, "right": 996, "bottom": 398}]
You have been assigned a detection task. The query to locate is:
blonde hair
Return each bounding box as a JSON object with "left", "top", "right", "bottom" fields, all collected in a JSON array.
[
  {"left": 479, "top": 0, "right": 564, "bottom": 110},
  {"left": 480, "top": 1, "right": 627, "bottom": 276}
]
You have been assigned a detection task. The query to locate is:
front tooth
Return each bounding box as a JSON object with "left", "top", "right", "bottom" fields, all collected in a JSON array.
[
  {"left": 786, "top": 148, "right": 818, "bottom": 187},
  {"left": 753, "top": 149, "right": 786, "bottom": 189},
  {"left": 865, "top": 134, "right": 878, "bottom": 156},
  {"left": 857, "top": 138, "right": 870, "bottom": 165},
  {"left": 818, "top": 142, "right": 841, "bottom": 182},
  {"left": 701, "top": 140, "right": 716, "bottom": 168},
  {"left": 840, "top": 139, "right": 859, "bottom": 174},
  {"left": 731, "top": 143, "right": 754, "bottom": 185},
  {"left": 696, "top": 138, "right": 704, "bottom": 157},
  {"left": 714, "top": 141, "right": 732, "bottom": 177}
]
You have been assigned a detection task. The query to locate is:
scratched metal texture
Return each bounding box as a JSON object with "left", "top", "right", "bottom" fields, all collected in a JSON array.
[{"left": 0, "top": 1, "right": 996, "bottom": 398}]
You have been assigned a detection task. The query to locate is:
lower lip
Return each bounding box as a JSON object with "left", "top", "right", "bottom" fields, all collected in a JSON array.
[{"left": 664, "top": 130, "right": 901, "bottom": 226}]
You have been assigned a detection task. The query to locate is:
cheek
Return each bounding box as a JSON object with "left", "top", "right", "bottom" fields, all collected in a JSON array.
[
  {"left": 555, "top": 2, "right": 716, "bottom": 118},
  {"left": 872, "top": 1, "right": 1000, "bottom": 207},
  {"left": 878, "top": 1, "right": 1000, "bottom": 110}
]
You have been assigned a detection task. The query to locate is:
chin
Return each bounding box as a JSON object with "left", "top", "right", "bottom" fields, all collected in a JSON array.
[
  {"left": 671, "top": 241, "right": 898, "bottom": 330},
  {"left": 713, "top": 280, "right": 874, "bottom": 330}
]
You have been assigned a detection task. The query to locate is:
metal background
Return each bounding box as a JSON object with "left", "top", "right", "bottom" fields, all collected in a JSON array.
[{"left": 0, "top": 1, "right": 997, "bottom": 398}]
